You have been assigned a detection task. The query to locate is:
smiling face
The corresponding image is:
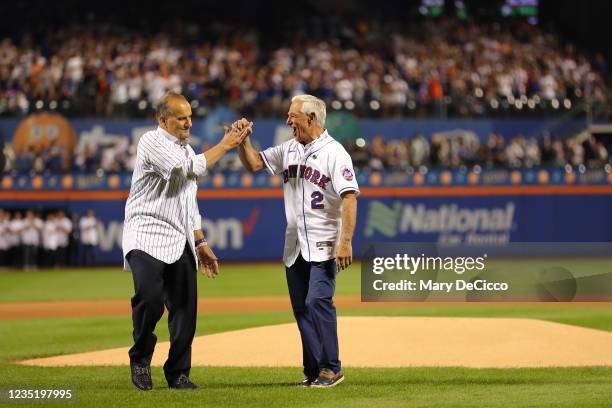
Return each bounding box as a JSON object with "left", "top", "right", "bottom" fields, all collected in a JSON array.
[
  {"left": 286, "top": 100, "right": 314, "bottom": 144},
  {"left": 160, "top": 97, "right": 192, "bottom": 141}
]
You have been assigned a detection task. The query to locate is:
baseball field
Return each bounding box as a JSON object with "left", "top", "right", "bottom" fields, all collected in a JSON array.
[{"left": 2, "top": 264, "right": 612, "bottom": 407}]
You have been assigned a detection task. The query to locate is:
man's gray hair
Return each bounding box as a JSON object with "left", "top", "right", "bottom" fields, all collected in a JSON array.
[
  {"left": 291, "top": 94, "right": 326, "bottom": 127},
  {"left": 156, "top": 92, "right": 187, "bottom": 120}
]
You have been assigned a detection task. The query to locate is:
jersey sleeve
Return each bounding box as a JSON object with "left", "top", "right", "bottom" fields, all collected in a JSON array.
[
  {"left": 259, "top": 143, "right": 284, "bottom": 175},
  {"left": 139, "top": 133, "right": 207, "bottom": 180},
  {"left": 330, "top": 146, "right": 360, "bottom": 197}
]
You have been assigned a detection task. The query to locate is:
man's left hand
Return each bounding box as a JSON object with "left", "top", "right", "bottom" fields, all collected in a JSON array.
[
  {"left": 197, "top": 244, "right": 219, "bottom": 278},
  {"left": 335, "top": 241, "right": 352, "bottom": 272}
]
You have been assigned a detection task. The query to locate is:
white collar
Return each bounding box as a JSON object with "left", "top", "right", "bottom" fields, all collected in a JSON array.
[
  {"left": 157, "top": 126, "right": 187, "bottom": 146},
  {"left": 304, "top": 129, "right": 329, "bottom": 150}
]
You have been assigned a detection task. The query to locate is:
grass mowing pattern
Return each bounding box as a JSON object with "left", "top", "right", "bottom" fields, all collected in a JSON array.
[{"left": 2, "top": 265, "right": 612, "bottom": 406}]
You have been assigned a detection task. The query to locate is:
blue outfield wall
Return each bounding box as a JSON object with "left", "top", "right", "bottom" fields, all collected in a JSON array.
[
  {"left": 2, "top": 193, "right": 612, "bottom": 264},
  {"left": 0, "top": 117, "right": 592, "bottom": 149}
]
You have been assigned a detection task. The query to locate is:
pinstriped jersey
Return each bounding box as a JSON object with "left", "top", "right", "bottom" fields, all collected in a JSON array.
[
  {"left": 260, "top": 130, "right": 359, "bottom": 266},
  {"left": 123, "top": 126, "right": 206, "bottom": 270}
]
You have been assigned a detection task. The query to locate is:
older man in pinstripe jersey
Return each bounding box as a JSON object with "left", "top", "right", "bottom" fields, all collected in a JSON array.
[{"left": 123, "top": 92, "right": 250, "bottom": 391}]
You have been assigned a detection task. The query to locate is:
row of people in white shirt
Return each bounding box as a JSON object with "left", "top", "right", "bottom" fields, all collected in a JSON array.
[{"left": 0, "top": 209, "right": 99, "bottom": 268}]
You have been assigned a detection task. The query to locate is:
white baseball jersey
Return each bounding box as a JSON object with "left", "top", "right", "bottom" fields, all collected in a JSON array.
[
  {"left": 260, "top": 130, "right": 359, "bottom": 267},
  {"left": 42, "top": 220, "right": 58, "bottom": 251},
  {"left": 123, "top": 126, "right": 205, "bottom": 270},
  {"left": 21, "top": 218, "right": 43, "bottom": 246},
  {"left": 55, "top": 216, "right": 73, "bottom": 248},
  {"left": 79, "top": 216, "right": 99, "bottom": 246},
  {"left": 0, "top": 218, "right": 8, "bottom": 250}
]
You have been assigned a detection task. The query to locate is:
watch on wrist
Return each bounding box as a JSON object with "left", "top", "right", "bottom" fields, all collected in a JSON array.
[{"left": 195, "top": 238, "right": 208, "bottom": 247}]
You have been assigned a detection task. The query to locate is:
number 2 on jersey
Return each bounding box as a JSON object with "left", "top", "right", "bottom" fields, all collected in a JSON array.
[{"left": 311, "top": 191, "right": 324, "bottom": 209}]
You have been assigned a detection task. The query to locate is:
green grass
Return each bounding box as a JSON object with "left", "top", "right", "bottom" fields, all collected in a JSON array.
[
  {"left": 0, "top": 264, "right": 362, "bottom": 302},
  {"left": 2, "top": 266, "right": 612, "bottom": 406},
  {"left": 2, "top": 311, "right": 612, "bottom": 407},
  {"left": 3, "top": 257, "right": 611, "bottom": 302},
  {"left": 1, "top": 365, "right": 611, "bottom": 408}
]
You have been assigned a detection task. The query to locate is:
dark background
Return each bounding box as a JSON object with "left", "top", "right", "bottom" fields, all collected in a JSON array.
[{"left": 0, "top": 0, "right": 609, "bottom": 61}]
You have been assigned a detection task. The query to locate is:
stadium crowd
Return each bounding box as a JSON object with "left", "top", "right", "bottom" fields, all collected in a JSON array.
[
  {"left": 0, "top": 209, "right": 99, "bottom": 270},
  {"left": 0, "top": 18, "right": 609, "bottom": 118},
  {"left": 1, "top": 129, "right": 609, "bottom": 175},
  {"left": 345, "top": 132, "right": 609, "bottom": 171}
]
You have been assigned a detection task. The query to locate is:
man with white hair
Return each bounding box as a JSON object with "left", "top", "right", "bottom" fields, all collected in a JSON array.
[{"left": 237, "top": 94, "right": 359, "bottom": 388}]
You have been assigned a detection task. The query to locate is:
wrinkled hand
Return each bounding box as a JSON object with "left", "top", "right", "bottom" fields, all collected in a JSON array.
[
  {"left": 197, "top": 244, "right": 219, "bottom": 278},
  {"left": 232, "top": 118, "right": 252, "bottom": 132},
  {"left": 222, "top": 117, "right": 252, "bottom": 148},
  {"left": 231, "top": 118, "right": 253, "bottom": 144},
  {"left": 335, "top": 241, "right": 353, "bottom": 272}
]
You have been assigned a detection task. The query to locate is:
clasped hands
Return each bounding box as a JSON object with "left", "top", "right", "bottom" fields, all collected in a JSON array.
[{"left": 222, "top": 118, "right": 254, "bottom": 148}]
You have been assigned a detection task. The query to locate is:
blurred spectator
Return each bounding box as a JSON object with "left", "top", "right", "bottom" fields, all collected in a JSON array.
[
  {"left": 55, "top": 210, "right": 72, "bottom": 267},
  {"left": 42, "top": 213, "right": 58, "bottom": 268},
  {"left": 0, "top": 210, "right": 8, "bottom": 267},
  {"left": 20, "top": 210, "right": 43, "bottom": 270},
  {"left": 68, "top": 213, "right": 80, "bottom": 266},
  {"left": 9, "top": 212, "right": 23, "bottom": 268},
  {"left": 0, "top": 18, "right": 608, "bottom": 119},
  {"left": 79, "top": 210, "right": 98, "bottom": 266},
  {"left": 0, "top": 209, "right": 104, "bottom": 269}
]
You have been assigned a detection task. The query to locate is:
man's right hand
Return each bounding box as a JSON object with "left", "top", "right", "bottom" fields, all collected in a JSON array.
[{"left": 222, "top": 118, "right": 252, "bottom": 149}]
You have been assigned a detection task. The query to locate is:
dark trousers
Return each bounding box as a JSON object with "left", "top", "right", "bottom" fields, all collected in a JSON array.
[
  {"left": 56, "top": 246, "right": 68, "bottom": 266},
  {"left": 82, "top": 244, "right": 95, "bottom": 266},
  {"left": 286, "top": 253, "right": 340, "bottom": 377},
  {"left": 42, "top": 249, "right": 57, "bottom": 267},
  {"left": 126, "top": 243, "right": 197, "bottom": 383},
  {"left": 11, "top": 246, "right": 22, "bottom": 268},
  {"left": 23, "top": 245, "right": 38, "bottom": 269}
]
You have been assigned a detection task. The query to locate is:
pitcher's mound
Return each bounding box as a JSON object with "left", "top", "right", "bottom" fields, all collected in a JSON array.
[{"left": 20, "top": 317, "right": 612, "bottom": 368}]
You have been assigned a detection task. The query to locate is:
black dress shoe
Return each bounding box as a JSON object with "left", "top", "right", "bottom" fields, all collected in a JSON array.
[
  {"left": 168, "top": 374, "right": 198, "bottom": 389},
  {"left": 130, "top": 362, "right": 153, "bottom": 391}
]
